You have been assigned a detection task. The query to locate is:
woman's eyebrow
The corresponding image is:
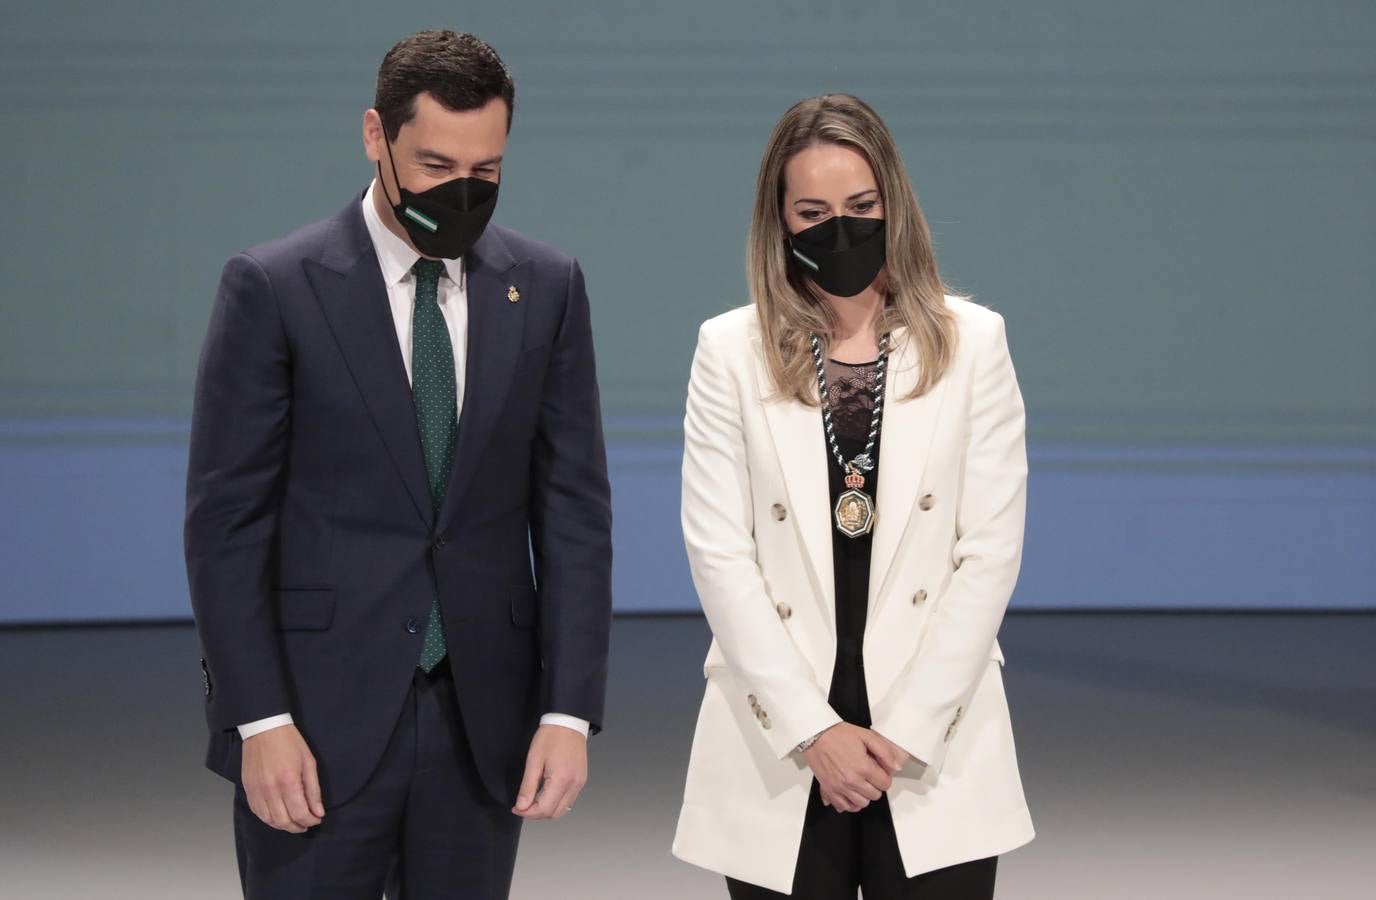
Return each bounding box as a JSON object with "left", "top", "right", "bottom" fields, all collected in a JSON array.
[{"left": 792, "top": 188, "right": 879, "bottom": 206}]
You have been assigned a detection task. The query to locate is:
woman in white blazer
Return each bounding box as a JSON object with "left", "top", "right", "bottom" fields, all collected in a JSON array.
[{"left": 671, "top": 95, "right": 1034, "bottom": 899}]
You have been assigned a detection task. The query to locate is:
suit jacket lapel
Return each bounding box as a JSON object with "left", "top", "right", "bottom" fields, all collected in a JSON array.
[
  {"left": 868, "top": 328, "right": 950, "bottom": 616},
  {"left": 752, "top": 337, "right": 836, "bottom": 631},
  {"left": 436, "top": 227, "right": 528, "bottom": 535},
  {"left": 305, "top": 196, "right": 435, "bottom": 529}
]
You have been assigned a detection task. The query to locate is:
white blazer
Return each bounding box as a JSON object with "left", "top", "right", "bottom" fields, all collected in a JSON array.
[{"left": 671, "top": 298, "right": 1035, "bottom": 893}]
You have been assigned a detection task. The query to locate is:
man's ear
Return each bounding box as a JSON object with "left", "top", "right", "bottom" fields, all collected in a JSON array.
[{"left": 362, "top": 109, "right": 385, "bottom": 164}]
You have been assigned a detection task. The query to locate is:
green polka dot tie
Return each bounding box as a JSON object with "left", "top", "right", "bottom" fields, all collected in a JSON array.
[{"left": 412, "top": 259, "right": 455, "bottom": 672}]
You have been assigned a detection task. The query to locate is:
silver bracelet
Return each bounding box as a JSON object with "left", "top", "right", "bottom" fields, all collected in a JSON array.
[{"left": 795, "top": 730, "right": 826, "bottom": 753}]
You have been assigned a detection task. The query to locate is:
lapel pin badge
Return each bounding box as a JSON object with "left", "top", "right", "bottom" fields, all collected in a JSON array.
[{"left": 507, "top": 285, "right": 520, "bottom": 303}]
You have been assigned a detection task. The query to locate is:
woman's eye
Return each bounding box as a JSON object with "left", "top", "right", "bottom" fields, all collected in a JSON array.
[
  {"left": 852, "top": 201, "right": 878, "bottom": 214},
  {"left": 799, "top": 209, "right": 826, "bottom": 221}
]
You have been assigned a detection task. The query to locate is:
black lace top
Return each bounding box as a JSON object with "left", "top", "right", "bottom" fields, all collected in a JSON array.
[{"left": 822, "top": 358, "right": 882, "bottom": 727}]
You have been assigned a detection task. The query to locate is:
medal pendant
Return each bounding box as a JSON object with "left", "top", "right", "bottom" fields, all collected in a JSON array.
[{"left": 834, "top": 467, "right": 876, "bottom": 538}]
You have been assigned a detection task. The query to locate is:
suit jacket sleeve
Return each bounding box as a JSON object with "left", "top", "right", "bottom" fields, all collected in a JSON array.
[
  {"left": 528, "top": 259, "right": 613, "bottom": 733},
  {"left": 184, "top": 252, "right": 294, "bottom": 734},
  {"left": 681, "top": 321, "right": 844, "bottom": 759},
  {"left": 870, "top": 311, "right": 1027, "bottom": 775}
]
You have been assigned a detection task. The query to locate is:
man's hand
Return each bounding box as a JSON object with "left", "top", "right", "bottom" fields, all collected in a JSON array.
[
  {"left": 802, "top": 723, "right": 908, "bottom": 813},
  {"left": 512, "top": 723, "right": 588, "bottom": 820},
  {"left": 241, "top": 724, "right": 324, "bottom": 833}
]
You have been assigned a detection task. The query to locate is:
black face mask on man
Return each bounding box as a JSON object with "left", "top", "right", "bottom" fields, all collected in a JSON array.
[
  {"left": 378, "top": 135, "right": 499, "bottom": 260},
  {"left": 787, "top": 216, "right": 886, "bottom": 298}
]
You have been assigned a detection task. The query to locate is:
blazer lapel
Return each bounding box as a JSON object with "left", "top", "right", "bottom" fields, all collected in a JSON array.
[
  {"left": 867, "top": 328, "right": 950, "bottom": 615},
  {"left": 435, "top": 227, "right": 528, "bottom": 535},
  {"left": 752, "top": 338, "right": 836, "bottom": 630},
  {"left": 305, "top": 196, "right": 435, "bottom": 529}
]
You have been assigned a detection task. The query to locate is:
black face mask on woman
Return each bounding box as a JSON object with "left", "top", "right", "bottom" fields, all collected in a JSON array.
[
  {"left": 378, "top": 137, "right": 499, "bottom": 260},
  {"left": 788, "top": 216, "right": 886, "bottom": 298}
]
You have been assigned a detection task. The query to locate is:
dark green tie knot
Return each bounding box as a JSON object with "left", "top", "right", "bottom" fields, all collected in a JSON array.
[{"left": 413, "top": 258, "right": 445, "bottom": 288}]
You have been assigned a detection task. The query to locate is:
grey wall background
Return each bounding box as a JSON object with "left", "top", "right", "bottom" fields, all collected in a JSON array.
[{"left": 1, "top": 0, "right": 1372, "bottom": 621}]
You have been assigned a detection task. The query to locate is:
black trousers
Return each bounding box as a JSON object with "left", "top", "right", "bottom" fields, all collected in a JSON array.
[{"left": 233, "top": 659, "right": 522, "bottom": 900}]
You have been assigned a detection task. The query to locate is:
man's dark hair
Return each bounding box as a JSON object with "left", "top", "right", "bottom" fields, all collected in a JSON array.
[{"left": 374, "top": 30, "right": 515, "bottom": 140}]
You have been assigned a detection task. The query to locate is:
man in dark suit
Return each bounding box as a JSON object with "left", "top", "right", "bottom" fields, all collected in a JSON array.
[{"left": 184, "top": 30, "right": 612, "bottom": 899}]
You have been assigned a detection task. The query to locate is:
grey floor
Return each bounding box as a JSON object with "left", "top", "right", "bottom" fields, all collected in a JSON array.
[{"left": 1, "top": 613, "right": 1373, "bottom": 899}]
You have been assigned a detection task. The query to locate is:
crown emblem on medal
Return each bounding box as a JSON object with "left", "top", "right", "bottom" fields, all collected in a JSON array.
[{"left": 844, "top": 470, "right": 865, "bottom": 490}]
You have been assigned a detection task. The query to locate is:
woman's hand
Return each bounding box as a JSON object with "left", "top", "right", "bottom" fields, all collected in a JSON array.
[{"left": 802, "top": 723, "right": 906, "bottom": 812}]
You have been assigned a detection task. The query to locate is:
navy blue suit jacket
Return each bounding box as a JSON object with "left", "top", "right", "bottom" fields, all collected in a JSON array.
[{"left": 184, "top": 194, "right": 613, "bottom": 807}]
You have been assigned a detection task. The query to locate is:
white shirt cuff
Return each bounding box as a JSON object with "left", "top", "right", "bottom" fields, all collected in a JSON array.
[
  {"left": 237, "top": 713, "right": 294, "bottom": 740},
  {"left": 540, "top": 713, "right": 591, "bottom": 737},
  {"left": 239, "top": 713, "right": 588, "bottom": 740}
]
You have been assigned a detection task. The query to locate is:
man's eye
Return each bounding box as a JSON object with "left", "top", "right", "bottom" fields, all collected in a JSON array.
[{"left": 424, "top": 163, "right": 447, "bottom": 173}]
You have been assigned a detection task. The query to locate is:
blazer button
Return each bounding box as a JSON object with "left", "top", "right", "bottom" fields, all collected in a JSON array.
[
  {"left": 919, "top": 494, "right": 935, "bottom": 511},
  {"left": 772, "top": 503, "right": 787, "bottom": 522},
  {"left": 747, "top": 694, "right": 758, "bottom": 709},
  {"left": 776, "top": 602, "right": 792, "bottom": 620},
  {"left": 433, "top": 536, "right": 447, "bottom": 551},
  {"left": 405, "top": 618, "right": 419, "bottom": 634},
  {"left": 760, "top": 713, "right": 772, "bottom": 730},
  {"left": 912, "top": 589, "right": 927, "bottom": 606}
]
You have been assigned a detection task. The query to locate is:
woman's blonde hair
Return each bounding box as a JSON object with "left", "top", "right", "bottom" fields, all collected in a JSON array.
[{"left": 748, "top": 94, "right": 958, "bottom": 404}]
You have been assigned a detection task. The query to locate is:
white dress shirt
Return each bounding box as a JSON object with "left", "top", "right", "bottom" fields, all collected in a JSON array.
[{"left": 238, "top": 182, "right": 589, "bottom": 741}]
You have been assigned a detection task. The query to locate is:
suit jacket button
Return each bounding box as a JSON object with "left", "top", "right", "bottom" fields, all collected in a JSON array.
[
  {"left": 406, "top": 618, "right": 419, "bottom": 634},
  {"left": 433, "top": 536, "right": 447, "bottom": 551},
  {"left": 912, "top": 589, "right": 927, "bottom": 605},
  {"left": 776, "top": 602, "right": 792, "bottom": 620},
  {"left": 760, "top": 713, "right": 772, "bottom": 730},
  {"left": 747, "top": 694, "right": 758, "bottom": 709},
  {"left": 772, "top": 503, "right": 787, "bottom": 522},
  {"left": 919, "top": 494, "right": 935, "bottom": 511}
]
